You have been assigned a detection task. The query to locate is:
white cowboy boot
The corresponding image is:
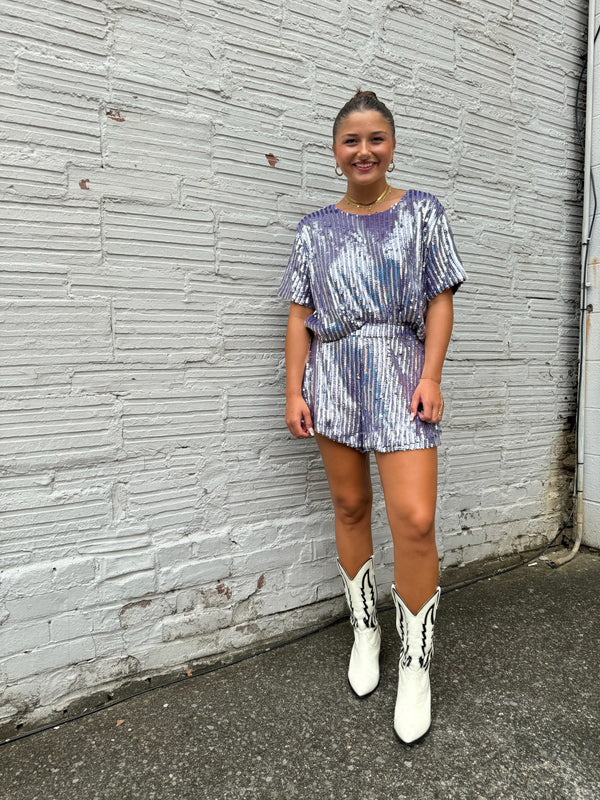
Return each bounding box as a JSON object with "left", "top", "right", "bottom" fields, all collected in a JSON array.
[
  {"left": 392, "top": 585, "right": 441, "bottom": 744},
  {"left": 337, "top": 556, "right": 381, "bottom": 697}
]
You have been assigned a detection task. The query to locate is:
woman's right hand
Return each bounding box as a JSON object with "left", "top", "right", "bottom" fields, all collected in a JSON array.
[
  {"left": 284, "top": 302, "right": 315, "bottom": 439},
  {"left": 285, "top": 394, "right": 314, "bottom": 439}
]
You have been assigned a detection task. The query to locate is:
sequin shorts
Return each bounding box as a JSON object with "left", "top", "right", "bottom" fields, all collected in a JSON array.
[{"left": 302, "top": 323, "right": 440, "bottom": 453}]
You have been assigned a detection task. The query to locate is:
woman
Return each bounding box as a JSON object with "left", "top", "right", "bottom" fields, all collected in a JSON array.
[{"left": 278, "top": 90, "right": 466, "bottom": 744}]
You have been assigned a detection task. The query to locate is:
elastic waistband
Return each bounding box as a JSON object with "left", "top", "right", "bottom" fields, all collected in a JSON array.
[{"left": 348, "top": 322, "right": 415, "bottom": 339}]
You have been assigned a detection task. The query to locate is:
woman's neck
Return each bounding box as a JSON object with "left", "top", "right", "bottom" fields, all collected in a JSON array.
[{"left": 344, "top": 178, "right": 389, "bottom": 205}]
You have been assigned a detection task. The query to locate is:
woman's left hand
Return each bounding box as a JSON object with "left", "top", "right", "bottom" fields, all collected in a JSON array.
[{"left": 409, "top": 378, "right": 444, "bottom": 424}]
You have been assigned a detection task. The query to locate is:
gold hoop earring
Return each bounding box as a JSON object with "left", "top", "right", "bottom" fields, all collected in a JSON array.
[
  {"left": 387, "top": 161, "right": 396, "bottom": 173},
  {"left": 335, "top": 164, "right": 344, "bottom": 177}
]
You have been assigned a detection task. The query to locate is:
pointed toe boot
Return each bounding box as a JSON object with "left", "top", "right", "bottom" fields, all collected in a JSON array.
[
  {"left": 392, "top": 585, "right": 440, "bottom": 744},
  {"left": 337, "top": 556, "right": 381, "bottom": 697}
]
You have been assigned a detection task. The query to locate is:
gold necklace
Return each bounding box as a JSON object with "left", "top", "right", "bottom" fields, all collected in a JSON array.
[{"left": 344, "top": 184, "right": 391, "bottom": 209}]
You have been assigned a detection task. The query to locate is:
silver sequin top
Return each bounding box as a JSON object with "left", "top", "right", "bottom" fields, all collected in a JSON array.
[{"left": 278, "top": 190, "right": 466, "bottom": 342}]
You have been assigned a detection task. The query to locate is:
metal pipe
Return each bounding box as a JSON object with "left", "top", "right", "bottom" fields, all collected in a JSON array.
[{"left": 549, "top": 0, "right": 596, "bottom": 568}]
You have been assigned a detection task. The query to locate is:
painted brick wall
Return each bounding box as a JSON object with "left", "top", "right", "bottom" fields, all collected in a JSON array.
[{"left": 0, "top": 0, "right": 587, "bottom": 729}]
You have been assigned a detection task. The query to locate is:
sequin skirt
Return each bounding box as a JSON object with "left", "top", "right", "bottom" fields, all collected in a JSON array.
[{"left": 302, "top": 323, "right": 440, "bottom": 453}]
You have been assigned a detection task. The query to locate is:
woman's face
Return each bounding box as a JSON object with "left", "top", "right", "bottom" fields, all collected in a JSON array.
[{"left": 332, "top": 110, "right": 396, "bottom": 189}]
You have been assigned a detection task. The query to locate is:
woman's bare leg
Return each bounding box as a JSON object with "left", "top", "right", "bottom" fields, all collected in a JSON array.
[
  {"left": 374, "top": 447, "right": 439, "bottom": 613},
  {"left": 314, "top": 433, "right": 373, "bottom": 578}
]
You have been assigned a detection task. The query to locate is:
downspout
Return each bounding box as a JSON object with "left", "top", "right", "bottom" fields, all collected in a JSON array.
[{"left": 548, "top": 0, "right": 596, "bottom": 567}]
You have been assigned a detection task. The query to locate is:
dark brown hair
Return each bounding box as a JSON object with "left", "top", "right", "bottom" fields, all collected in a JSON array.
[{"left": 332, "top": 90, "right": 395, "bottom": 142}]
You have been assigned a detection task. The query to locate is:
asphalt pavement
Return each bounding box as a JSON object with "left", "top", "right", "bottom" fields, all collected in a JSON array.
[{"left": 1, "top": 549, "right": 598, "bottom": 800}]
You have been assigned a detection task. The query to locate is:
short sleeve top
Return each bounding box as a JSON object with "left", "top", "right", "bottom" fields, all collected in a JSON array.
[{"left": 278, "top": 189, "right": 467, "bottom": 343}]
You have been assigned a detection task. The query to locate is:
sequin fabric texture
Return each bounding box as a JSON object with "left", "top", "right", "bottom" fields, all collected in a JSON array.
[{"left": 278, "top": 190, "right": 467, "bottom": 453}]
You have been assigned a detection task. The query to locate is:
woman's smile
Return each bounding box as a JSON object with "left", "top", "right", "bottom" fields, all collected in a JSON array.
[{"left": 353, "top": 161, "right": 377, "bottom": 173}]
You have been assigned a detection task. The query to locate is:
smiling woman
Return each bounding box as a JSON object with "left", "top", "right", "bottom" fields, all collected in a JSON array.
[
  {"left": 333, "top": 100, "right": 397, "bottom": 210},
  {"left": 278, "top": 89, "right": 467, "bottom": 745}
]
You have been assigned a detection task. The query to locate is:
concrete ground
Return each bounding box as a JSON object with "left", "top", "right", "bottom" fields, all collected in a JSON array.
[{"left": 0, "top": 549, "right": 598, "bottom": 800}]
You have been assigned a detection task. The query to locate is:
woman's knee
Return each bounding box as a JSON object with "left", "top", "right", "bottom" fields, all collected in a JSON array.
[
  {"left": 332, "top": 489, "right": 372, "bottom": 527},
  {"left": 389, "top": 504, "right": 435, "bottom": 543}
]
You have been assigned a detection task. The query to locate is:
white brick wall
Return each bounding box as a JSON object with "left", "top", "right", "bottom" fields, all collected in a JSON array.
[{"left": 0, "top": 0, "right": 587, "bottom": 730}]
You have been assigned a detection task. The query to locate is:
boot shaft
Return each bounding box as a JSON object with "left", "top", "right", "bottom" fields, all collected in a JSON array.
[
  {"left": 392, "top": 586, "right": 440, "bottom": 669},
  {"left": 337, "top": 556, "right": 378, "bottom": 630}
]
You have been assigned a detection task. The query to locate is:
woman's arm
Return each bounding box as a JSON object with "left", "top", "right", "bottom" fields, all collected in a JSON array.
[
  {"left": 284, "top": 302, "right": 315, "bottom": 438},
  {"left": 410, "top": 288, "right": 454, "bottom": 424}
]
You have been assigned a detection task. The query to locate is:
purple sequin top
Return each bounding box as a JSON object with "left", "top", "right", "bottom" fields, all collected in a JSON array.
[{"left": 278, "top": 190, "right": 466, "bottom": 342}]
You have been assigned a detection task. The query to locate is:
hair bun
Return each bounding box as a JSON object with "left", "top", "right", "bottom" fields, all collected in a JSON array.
[{"left": 354, "top": 89, "right": 378, "bottom": 100}]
